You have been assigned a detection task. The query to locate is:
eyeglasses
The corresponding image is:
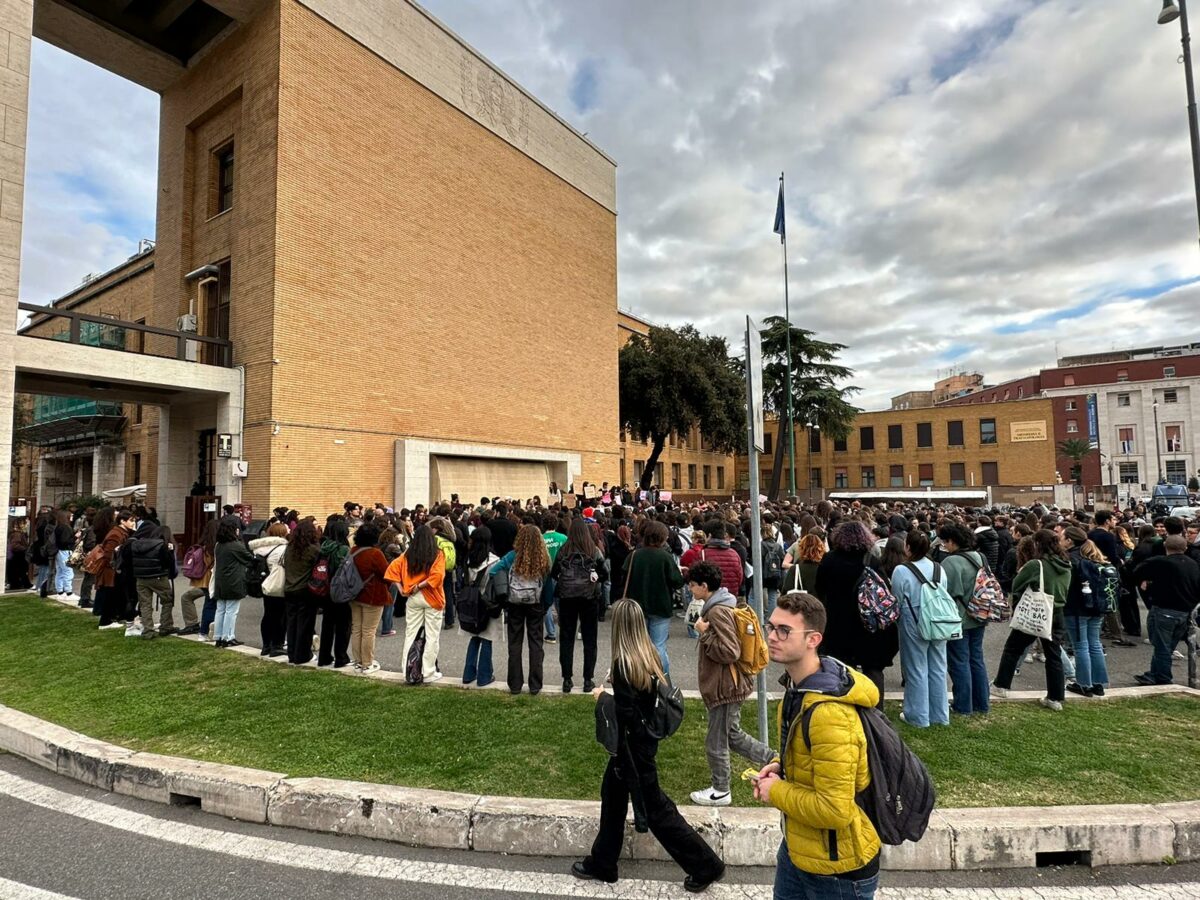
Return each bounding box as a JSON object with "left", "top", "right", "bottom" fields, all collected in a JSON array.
[{"left": 764, "top": 622, "right": 818, "bottom": 640}]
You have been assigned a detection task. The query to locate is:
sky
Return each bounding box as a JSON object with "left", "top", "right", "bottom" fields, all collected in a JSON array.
[{"left": 20, "top": 0, "right": 1200, "bottom": 411}]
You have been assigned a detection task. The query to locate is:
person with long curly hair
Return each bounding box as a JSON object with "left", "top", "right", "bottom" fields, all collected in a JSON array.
[
  {"left": 385, "top": 524, "right": 447, "bottom": 683},
  {"left": 490, "top": 523, "right": 551, "bottom": 693}
]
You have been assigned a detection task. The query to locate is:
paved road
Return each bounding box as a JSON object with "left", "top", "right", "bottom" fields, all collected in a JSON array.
[
  {"left": 29, "top": 573, "right": 1184, "bottom": 696},
  {"left": 1, "top": 753, "right": 1197, "bottom": 899}
]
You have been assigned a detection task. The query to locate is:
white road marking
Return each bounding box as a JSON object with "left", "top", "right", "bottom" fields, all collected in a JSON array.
[
  {"left": 0, "top": 876, "right": 83, "bottom": 900},
  {"left": 0, "top": 770, "right": 1198, "bottom": 898}
]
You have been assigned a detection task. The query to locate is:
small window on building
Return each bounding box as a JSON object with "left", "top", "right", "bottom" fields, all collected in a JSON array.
[
  {"left": 1117, "top": 369, "right": 1129, "bottom": 382},
  {"left": 1167, "top": 459, "right": 1188, "bottom": 484},
  {"left": 833, "top": 435, "right": 847, "bottom": 452},
  {"left": 703, "top": 465, "right": 711, "bottom": 490},
  {"left": 717, "top": 466, "right": 725, "bottom": 490},
  {"left": 810, "top": 468, "right": 822, "bottom": 488},
  {"left": 1164, "top": 389, "right": 1178, "bottom": 404},
  {"left": 1064, "top": 375, "right": 1075, "bottom": 386},
  {"left": 1166, "top": 425, "right": 1183, "bottom": 453},
  {"left": 916, "top": 422, "right": 933, "bottom": 448},
  {"left": 809, "top": 430, "right": 821, "bottom": 453},
  {"left": 656, "top": 462, "right": 664, "bottom": 487},
  {"left": 634, "top": 460, "right": 644, "bottom": 482},
  {"left": 949, "top": 462, "right": 966, "bottom": 486},
  {"left": 1067, "top": 420, "right": 1078, "bottom": 433},
  {"left": 215, "top": 143, "right": 234, "bottom": 214},
  {"left": 1164, "top": 366, "right": 1177, "bottom": 378},
  {"left": 1119, "top": 462, "right": 1139, "bottom": 484},
  {"left": 1003, "top": 390, "right": 1010, "bottom": 400},
  {"left": 763, "top": 432, "right": 772, "bottom": 454},
  {"left": 1018, "top": 386, "right": 1024, "bottom": 398},
  {"left": 918, "top": 463, "right": 934, "bottom": 487},
  {"left": 981, "top": 461, "right": 999, "bottom": 486},
  {"left": 834, "top": 467, "right": 848, "bottom": 488},
  {"left": 860, "top": 426, "right": 875, "bottom": 451},
  {"left": 131, "top": 452, "right": 142, "bottom": 485},
  {"left": 1116, "top": 394, "right": 1129, "bottom": 408},
  {"left": 887, "top": 424, "right": 903, "bottom": 449},
  {"left": 889, "top": 465, "right": 904, "bottom": 487},
  {"left": 947, "top": 420, "right": 964, "bottom": 446},
  {"left": 671, "top": 463, "right": 681, "bottom": 490},
  {"left": 980, "top": 418, "right": 997, "bottom": 444},
  {"left": 1118, "top": 427, "right": 1136, "bottom": 454},
  {"left": 861, "top": 466, "right": 876, "bottom": 487},
  {"left": 687, "top": 464, "right": 696, "bottom": 489},
  {"left": 1065, "top": 400, "right": 1078, "bottom": 411}
]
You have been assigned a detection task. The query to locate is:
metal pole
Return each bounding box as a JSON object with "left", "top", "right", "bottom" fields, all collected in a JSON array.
[
  {"left": 781, "top": 172, "right": 796, "bottom": 498},
  {"left": 1176, "top": 0, "right": 1200, "bottom": 250},
  {"left": 746, "top": 340, "right": 769, "bottom": 744},
  {"left": 1154, "top": 400, "right": 1164, "bottom": 482}
]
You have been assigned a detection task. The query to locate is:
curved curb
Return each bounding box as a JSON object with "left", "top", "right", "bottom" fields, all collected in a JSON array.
[{"left": 1, "top": 703, "right": 1198, "bottom": 871}]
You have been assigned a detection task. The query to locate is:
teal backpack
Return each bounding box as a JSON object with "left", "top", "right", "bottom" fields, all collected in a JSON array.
[{"left": 902, "top": 562, "right": 963, "bottom": 642}]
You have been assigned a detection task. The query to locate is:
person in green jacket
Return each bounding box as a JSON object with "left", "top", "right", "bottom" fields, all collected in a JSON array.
[
  {"left": 938, "top": 523, "right": 990, "bottom": 715},
  {"left": 991, "top": 529, "right": 1072, "bottom": 710},
  {"left": 318, "top": 518, "right": 352, "bottom": 668},
  {"left": 619, "top": 521, "right": 684, "bottom": 678}
]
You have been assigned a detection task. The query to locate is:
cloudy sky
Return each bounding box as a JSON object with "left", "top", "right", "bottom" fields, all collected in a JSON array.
[{"left": 21, "top": 0, "right": 1200, "bottom": 410}]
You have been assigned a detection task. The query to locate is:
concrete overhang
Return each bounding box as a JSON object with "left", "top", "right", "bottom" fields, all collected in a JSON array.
[{"left": 33, "top": 0, "right": 271, "bottom": 92}]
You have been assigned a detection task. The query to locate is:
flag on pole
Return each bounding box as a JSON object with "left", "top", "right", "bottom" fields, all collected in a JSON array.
[{"left": 773, "top": 177, "right": 786, "bottom": 244}]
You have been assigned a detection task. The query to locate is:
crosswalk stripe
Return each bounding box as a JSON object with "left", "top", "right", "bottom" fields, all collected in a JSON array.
[{"left": 1, "top": 769, "right": 1198, "bottom": 898}]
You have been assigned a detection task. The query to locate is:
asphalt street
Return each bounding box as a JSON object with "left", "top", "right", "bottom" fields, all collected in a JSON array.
[{"left": 1, "top": 753, "right": 1198, "bottom": 900}]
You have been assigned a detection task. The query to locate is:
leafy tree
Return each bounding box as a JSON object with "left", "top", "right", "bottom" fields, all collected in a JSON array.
[
  {"left": 1057, "top": 438, "right": 1095, "bottom": 486},
  {"left": 758, "top": 316, "right": 859, "bottom": 499},
  {"left": 619, "top": 325, "right": 744, "bottom": 491}
]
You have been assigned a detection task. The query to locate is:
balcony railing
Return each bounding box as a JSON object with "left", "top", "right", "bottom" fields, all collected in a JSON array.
[{"left": 18, "top": 303, "right": 233, "bottom": 367}]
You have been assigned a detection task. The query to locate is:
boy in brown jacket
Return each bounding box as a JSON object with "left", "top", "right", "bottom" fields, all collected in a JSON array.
[{"left": 687, "top": 561, "right": 775, "bottom": 806}]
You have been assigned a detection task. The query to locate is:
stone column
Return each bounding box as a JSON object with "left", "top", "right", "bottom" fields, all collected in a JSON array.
[
  {"left": 156, "top": 404, "right": 197, "bottom": 534},
  {"left": 0, "top": 0, "right": 33, "bottom": 590}
]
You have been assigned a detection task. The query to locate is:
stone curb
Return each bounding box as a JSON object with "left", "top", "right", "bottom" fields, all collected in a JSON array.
[
  {"left": 1, "top": 702, "right": 1198, "bottom": 871},
  {"left": 40, "top": 591, "right": 1200, "bottom": 704}
]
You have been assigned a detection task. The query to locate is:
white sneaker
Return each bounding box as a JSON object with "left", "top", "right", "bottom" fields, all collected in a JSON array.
[
  {"left": 361, "top": 661, "right": 380, "bottom": 675},
  {"left": 63, "top": 593, "right": 77, "bottom": 602},
  {"left": 991, "top": 684, "right": 1009, "bottom": 699},
  {"left": 1173, "top": 650, "right": 1186, "bottom": 660},
  {"left": 1039, "top": 697, "right": 1063, "bottom": 712},
  {"left": 99, "top": 622, "right": 124, "bottom": 630},
  {"left": 426, "top": 671, "right": 443, "bottom": 683},
  {"left": 689, "top": 788, "right": 732, "bottom": 807}
]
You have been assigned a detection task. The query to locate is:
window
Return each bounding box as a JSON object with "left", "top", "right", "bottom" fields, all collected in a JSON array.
[
  {"left": 1119, "top": 462, "right": 1139, "bottom": 484},
  {"left": 1166, "top": 425, "right": 1183, "bottom": 453},
  {"left": 1116, "top": 394, "right": 1130, "bottom": 408},
  {"left": 949, "top": 462, "right": 966, "bottom": 486},
  {"left": 634, "top": 460, "right": 644, "bottom": 482},
  {"left": 1164, "top": 366, "right": 1177, "bottom": 378},
  {"left": 1167, "top": 459, "right": 1188, "bottom": 484},
  {"left": 131, "top": 452, "right": 142, "bottom": 485},
  {"left": 717, "top": 466, "right": 725, "bottom": 490},
  {"left": 810, "top": 468, "right": 822, "bottom": 488},
  {"left": 1065, "top": 400, "right": 1077, "bottom": 411},
  {"left": 703, "top": 465, "right": 711, "bottom": 490},
  {"left": 981, "top": 462, "right": 999, "bottom": 486},
  {"left": 859, "top": 426, "right": 875, "bottom": 451},
  {"left": 1064, "top": 375, "right": 1075, "bottom": 386},
  {"left": 671, "top": 463, "right": 681, "bottom": 490},
  {"left": 918, "top": 463, "right": 934, "bottom": 487},
  {"left": 1003, "top": 390, "right": 1010, "bottom": 400},
  {"left": 809, "top": 430, "right": 821, "bottom": 453},
  {"left": 1018, "top": 386, "right": 1024, "bottom": 399},
  {"left": 833, "top": 435, "right": 847, "bottom": 452},
  {"left": 861, "top": 466, "right": 876, "bottom": 487},
  {"left": 947, "top": 420, "right": 964, "bottom": 446},
  {"left": 687, "top": 464, "right": 696, "bottom": 489},
  {"left": 1067, "top": 420, "right": 1078, "bottom": 433},
  {"left": 835, "top": 467, "right": 848, "bottom": 488},
  {"left": 1118, "top": 427, "right": 1135, "bottom": 454},
  {"left": 916, "top": 422, "right": 933, "bottom": 448},
  {"left": 763, "top": 432, "right": 773, "bottom": 454},
  {"left": 656, "top": 462, "right": 664, "bottom": 487},
  {"left": 204, "top": 259, "right": 232, "bottom": 364},
  {"left": 1164, "top": 389, "right": 1179, "bottom": 404},
  {"left": 887, "top": 424, "right": 903, "bottom": 449},
  {"left": 889, "top": 465, "right": 904, "bottom": 487},
  {"left": 1117, "top": 369, "right": 1129, "bottom": 382},
  {"left": 215, "top": 142, "right": 234, "bottom": 214},
  {"left": 980, "top": 418, "right": 997, "bottom": 444},
  {"left": 620, "top": 430, "right": 626, "bottom": 442}
]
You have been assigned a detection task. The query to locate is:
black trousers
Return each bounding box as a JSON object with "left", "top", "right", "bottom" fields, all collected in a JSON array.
[
  {"left": 6, "top": 550, "right": 31, "bottom": 589},
  {"left": 558, "top": 594, "right": 599, "bottom": 682},
  {"left": 994, "top": 629, "right": 1066, "bottom": 702},
  {"left": 1119, "top": 588, "right": 1143, "bottom": 637},
  {"left": 506, "top": 604, "right": 544, "bottom": 693},
  {"left": 284, "top": 590, "right": 317, "bottom": 664},
  {"left": 585, "top": 742, "right": 723, "bottom": 881},
  {"left": 261, "top": 595, "right": 287, "bottom": 652},
  {"left": 319, "top": 600, "right": 351, "bottom": 666},
  {"left": 96, "top": 585, "right": 121, "bottom": 626},
  {"left": 442, "top": 572, "right": 457, "bottom": 628}
]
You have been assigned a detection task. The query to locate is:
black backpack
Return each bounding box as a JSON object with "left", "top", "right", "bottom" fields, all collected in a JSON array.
[
  {"left": 667, "top": 527, "right": 684, "bottom": 557},
  {"left": 762, "top": 542, "right": 784, "bottom": 586},
  {"left": 456, "top": 567, "right": 491, "bottom": 635},
  {"left": 245, "top": 554, "right": 271, "bottom": 598},
  {"left": 801, "top": 703, "right": 935, "bottom": 845},
  {"left": 640, "top": 675, "right": 685, "bottom": 740},
  {"left": 557, "top": 552, "right": 597, "bottom": 601}
]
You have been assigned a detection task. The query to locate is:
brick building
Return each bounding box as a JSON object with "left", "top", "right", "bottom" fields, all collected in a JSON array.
[{"left": 3, "top": 0, "right": 620, "bottom": 557}]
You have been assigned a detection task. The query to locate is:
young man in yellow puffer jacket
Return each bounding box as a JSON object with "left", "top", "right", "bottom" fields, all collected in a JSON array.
[{"left": 753, "top": 591, "right": 881, "bottom": 898}]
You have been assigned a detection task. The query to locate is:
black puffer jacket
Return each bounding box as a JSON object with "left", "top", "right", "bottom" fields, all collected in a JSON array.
[
  {"left": 973, "top": 527, "right": 1001, "bottom": 572},
  {"left": 126, "top": 522, "right": 176, "bottom": 580}
]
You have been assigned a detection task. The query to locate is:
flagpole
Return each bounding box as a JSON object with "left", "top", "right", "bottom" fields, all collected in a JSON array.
[{"left": 780, "top": 172, "right": 796, "bottom": 498}]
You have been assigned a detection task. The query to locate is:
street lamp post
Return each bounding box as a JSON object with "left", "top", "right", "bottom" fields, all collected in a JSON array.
[
  {"left": 1153, "top": 398, "right": 1165, "bottom": 482},
  {"left": 1158, "top": 1, "right": 1200, "bottom": 250}
]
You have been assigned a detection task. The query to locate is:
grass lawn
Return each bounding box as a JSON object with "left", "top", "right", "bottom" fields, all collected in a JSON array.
[{"left": 1, "top": 595, "right": 1198, "bottom": 808}]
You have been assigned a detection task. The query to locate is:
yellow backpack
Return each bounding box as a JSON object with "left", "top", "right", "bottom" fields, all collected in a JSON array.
[{"left": 729, "top": 603, "right": 769, "bottom": 684}]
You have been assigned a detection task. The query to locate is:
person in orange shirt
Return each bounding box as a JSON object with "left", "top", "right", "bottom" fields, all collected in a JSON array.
[{"left": 385, "top": 525, "right": 446, "bottom": 683}]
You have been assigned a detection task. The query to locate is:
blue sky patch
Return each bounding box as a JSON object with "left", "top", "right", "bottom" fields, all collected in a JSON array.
[
  {"left": 569, "top": 59, "right": 599, "bottom": 113},
  {"left": 931, "top": 12, "right": 1020, "bottom": 84},
  {"left": 994, "top": 274, "right": 1200, "bottom": 335}
]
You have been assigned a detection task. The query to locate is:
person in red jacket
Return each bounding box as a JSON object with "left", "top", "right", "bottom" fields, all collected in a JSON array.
[
  {"left": 682, "top": 521, "right": 743, "bottom": 597},
  {"left": 348, "top": 523, "right": 392, "bottom": 674}
]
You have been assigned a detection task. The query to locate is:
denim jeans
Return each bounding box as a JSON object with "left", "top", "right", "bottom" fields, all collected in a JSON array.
[
  {"left": 764, "top": 587, "right": 780, "bottom": 619},
  {"left": 773, "top": 841, "right": 878, "bottom": 900},
  {"left": 947, "top": 626, "right": 989, "bottom": 714},
  {"left": 34, "top": 564, "right": 50, "bottom": 594},
  {"left": 1065, "top": 614, "right": 1108, "bottom": 688},
  {"left": 897, "top": 599, "right": 949, "bottom": 727},
  {"left": 380, "top": 603, "right": 394, "bottom": 634},
  {"left": 544, "top": 577, "right": 558, "bottom": 639},
  {"left": 463, "top": 635, "right": 494, "bottom": 686},
  {"left": 214, "top": 598, "right": 241, "bottom": 641},
  {"left": 646, "top": 614, "right": 671, "bottom": 678},
  {"left": 1146, "top": 607, "right": 1190, "bottom": 684},
  {"left": 55, "top": 549, "right": 73, "bottom": 594}
]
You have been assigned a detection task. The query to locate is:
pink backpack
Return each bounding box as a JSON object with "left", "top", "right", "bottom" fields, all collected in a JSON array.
[{"left": 181, "top": 544, "right": 207, "bottom": 580}]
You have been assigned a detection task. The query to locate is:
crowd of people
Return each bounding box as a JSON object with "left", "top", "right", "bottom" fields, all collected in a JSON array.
[{"left": 6, "top": 490, "right": 1200, "bottom": 898}]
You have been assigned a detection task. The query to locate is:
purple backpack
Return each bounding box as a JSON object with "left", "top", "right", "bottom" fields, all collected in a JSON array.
[{"left": 181, "top": 544, "right": 207, "bottom": 580}]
